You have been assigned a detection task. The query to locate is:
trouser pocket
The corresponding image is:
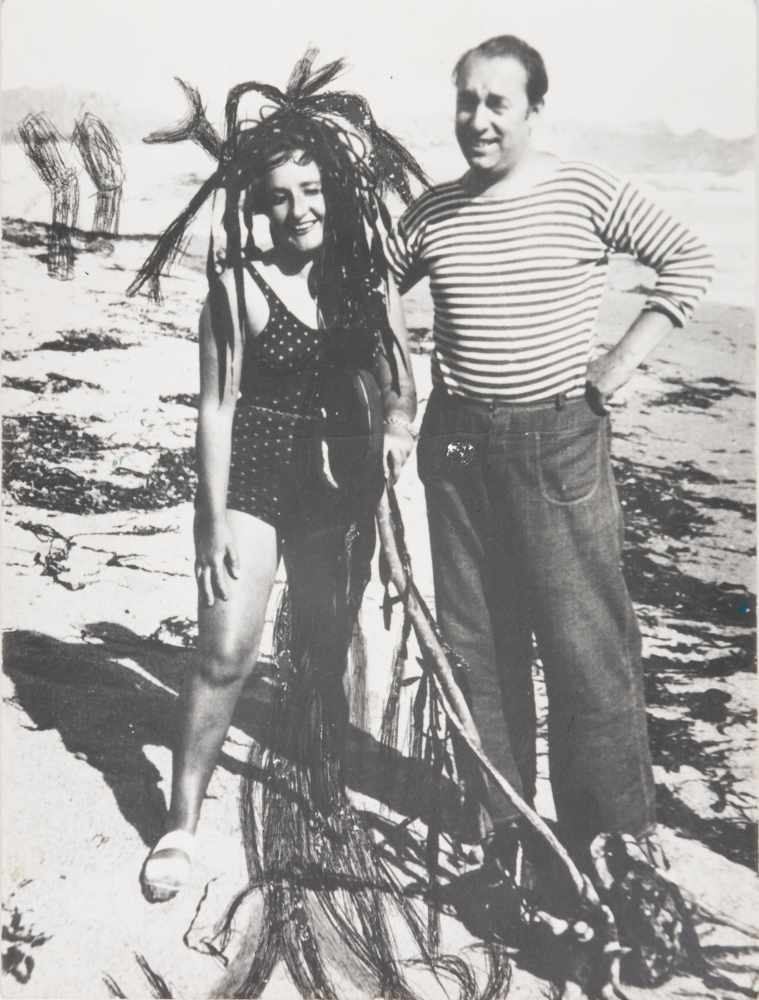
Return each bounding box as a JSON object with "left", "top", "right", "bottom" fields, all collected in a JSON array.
[{"left": 536, "top": 413, "right": 604, "bottom": 505}]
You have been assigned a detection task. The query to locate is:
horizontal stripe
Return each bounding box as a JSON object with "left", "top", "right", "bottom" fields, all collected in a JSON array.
[{"left": 386, "top": 160, "right": 713, "bottom": 396}]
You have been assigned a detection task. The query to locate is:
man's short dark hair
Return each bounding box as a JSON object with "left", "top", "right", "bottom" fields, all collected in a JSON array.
[{"left": 453, "top": 35, "right": 549, "bottom": 109}]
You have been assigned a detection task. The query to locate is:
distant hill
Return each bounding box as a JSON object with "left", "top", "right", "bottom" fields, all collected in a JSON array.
[
  {"left": 401, "top": 110, "right": 754, "bottom": 176},
  {"left": 542, "top": 119, "right": 754, "bottom": 175},
  {"left": 1, "top": 86, "right": 165, "bottom": 144},
  {"left": 2, "top": 86, "right": 754, "bottom": 175}
]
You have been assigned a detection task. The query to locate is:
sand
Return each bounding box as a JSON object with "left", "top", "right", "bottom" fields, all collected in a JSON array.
[{"left": 1, "top": 218, "right": 756, "bottom": 998}]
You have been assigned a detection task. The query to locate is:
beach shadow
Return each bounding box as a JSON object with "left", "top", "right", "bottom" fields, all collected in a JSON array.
[
  {"left": 2, "top": 216, "right": 151, "bottom": 255},
  {"left": 4, "top": 625, "right": 204, "bottom": 846},
  {"left": 3, "top": 623, "right": 472, "bottom": 849}
]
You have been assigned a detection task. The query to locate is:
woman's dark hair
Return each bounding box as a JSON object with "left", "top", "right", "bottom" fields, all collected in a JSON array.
[
  {"left": 453, "top": 34, "right": 549, "bottom": 109},
  {"left": 127, "top": 50, "right": 428, "bottom": 396}
]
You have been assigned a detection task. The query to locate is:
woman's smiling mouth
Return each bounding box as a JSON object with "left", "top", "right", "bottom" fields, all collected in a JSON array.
[{"left": 291, "top": 220, "right": 318, "bottom": 235}]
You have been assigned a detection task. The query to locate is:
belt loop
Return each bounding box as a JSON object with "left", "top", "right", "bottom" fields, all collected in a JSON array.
[{"left": 554, "top": 392, "right": 566, "bottom": 410}]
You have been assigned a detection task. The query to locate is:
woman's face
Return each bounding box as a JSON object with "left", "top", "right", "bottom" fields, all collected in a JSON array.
[{"left": 261, "top": 155, "right": 326, "bottom": 256}]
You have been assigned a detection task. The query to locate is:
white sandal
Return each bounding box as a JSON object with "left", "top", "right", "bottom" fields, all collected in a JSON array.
[{"left": 140, "top": 829, "right": 195, "bottom": 902}]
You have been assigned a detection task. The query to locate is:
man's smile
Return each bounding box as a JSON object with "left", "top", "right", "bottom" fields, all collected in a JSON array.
[{"left": 466, "top": 138, "right": 499, "bottom": 151}]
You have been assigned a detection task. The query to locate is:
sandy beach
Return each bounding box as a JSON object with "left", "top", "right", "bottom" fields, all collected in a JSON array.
[{"left": 1, "top": 173, "right": 756, "bottom": 997}]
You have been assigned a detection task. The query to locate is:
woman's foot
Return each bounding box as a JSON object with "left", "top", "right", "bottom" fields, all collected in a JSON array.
[{"left": 140, "top": 829, "right": 196, "bottom": 903}]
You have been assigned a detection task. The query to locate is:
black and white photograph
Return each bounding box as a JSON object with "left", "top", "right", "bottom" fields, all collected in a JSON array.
[{"left": 1, "top": 1, "right": 756, "bottom": 997}]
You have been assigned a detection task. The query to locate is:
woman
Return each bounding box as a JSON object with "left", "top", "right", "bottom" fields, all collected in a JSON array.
[
  {"left": 129, "top": 57, "right": 422, "bottom": 893},
  {"left": 124, "top": 52, "right": 480, "bottom": 1000},
  {"left": 139, "top": 145, "right": 416, "bottom": 906}
]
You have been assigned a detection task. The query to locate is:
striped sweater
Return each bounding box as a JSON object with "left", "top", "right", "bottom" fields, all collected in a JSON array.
[{"left": 385, "top": 160, "right": 714, "bottom": 401}]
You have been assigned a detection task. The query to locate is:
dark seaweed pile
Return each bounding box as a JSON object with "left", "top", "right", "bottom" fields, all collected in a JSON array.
[
  {"left": 3, "top": 412, "right": 196, "bottom": 512},
  {"left": 650, "top": 375, "right": 754, "bottom": 412},
  {"left": 613, "top": 449, "right": 756, "bottom": 868},
  {"left": 4, "top": 372, "right": 102, "bottom": 394},
  {"left": 37, "top": 330, "right": 134, "bottom": 352}
]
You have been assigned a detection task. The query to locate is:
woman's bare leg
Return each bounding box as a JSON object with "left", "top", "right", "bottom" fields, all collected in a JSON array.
[
  {"left": 168, "top": 509, "right": 279, "bottom": 833},
  {"left": 142, "top": 511, "right": 279, "bottom": 899}
]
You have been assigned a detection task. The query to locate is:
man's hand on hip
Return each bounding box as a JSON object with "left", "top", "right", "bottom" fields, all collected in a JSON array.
[
  {"left": 586, "top": 347, "right": 636, "bottom": 399},
  {"left": 587, "top": 309, "right": 677, "bottom": 403}
]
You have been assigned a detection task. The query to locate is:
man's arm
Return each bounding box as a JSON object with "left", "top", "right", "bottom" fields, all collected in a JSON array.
[
  {"left": 380, "top": 201, "right": 429, "bottom": 295},
  {"left": 587, "top": 308, "right": 675, "bottom": 398},
  {"left": 589, "top": 178, "right": 714, "bottom": 398}
]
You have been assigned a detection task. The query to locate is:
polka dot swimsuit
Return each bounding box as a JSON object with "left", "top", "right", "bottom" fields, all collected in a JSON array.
[{"left": 226, "top": 260, "right": 329, "bottom": 526}]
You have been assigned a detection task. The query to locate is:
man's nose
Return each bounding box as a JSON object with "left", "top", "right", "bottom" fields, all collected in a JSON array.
[{"left": 470, "top": 102, "right": 489, "bottom": 132}]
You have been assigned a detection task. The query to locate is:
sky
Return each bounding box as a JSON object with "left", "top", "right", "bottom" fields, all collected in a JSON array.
[{"left": 2, "top": 0, "right": 756, "bottom": 138}]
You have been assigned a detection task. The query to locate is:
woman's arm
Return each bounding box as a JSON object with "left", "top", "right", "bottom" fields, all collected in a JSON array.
[
  {"left": 375, "top": 277, "right": 417, "bottom": 482},
  {"left": 194, "top": 275, "right": 244, "bottom": 606}
]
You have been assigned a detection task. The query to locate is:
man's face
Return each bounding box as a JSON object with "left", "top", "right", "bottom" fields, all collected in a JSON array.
[{"left": 455, "top": 54, "right": 535, "bottom": 177}]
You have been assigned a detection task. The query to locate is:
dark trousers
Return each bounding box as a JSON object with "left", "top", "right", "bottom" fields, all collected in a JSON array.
[{"left": 418, "top": 386, "right": 656, "bottom": 850}]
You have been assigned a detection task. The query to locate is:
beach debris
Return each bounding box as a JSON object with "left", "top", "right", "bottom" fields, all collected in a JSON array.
[
  {"left": 651, "top": 374, "right": 753, "bottom": 412},
  {"left": 4, "top": 372, "right": 102, "bottom": 395},
  {"left": 32, "top": 533, "right": 76, "bottom": 586},
  {"left": 1, "top": 905, "right": 51, "bottom": 984},
  {"left": 35, "top": 537, "right": 107, "bottom": 590},
  {"left": 159, "top": 393, "right": 198, "bottom": 408},
  {"left": 21, "top": 519, "right": 113, "bottom": 589},
  {"left": 150, "top": 616, "right": 198, "bottom": 648},
  {"left": 37, "top": 329, "right": 133, "bottom": 352},
  {"left": 72, "top": 112, "right": 125, "bottom": 235},
  {"left": 103, "top": 953, "right": 176, "bottom": 998},
  {"left": 142, "top": 448, "right": 196, "bottom": 507},
  {"left": 17, "top": 112, "right": 80, "bottom": 280}
]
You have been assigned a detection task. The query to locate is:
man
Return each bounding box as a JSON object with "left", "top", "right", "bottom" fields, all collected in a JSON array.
[{"left": 384, "top": 35, "right": 713, "bottom": 866}]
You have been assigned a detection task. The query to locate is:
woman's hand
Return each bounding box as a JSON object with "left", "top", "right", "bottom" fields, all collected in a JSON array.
[
  {"left": 193, "top": 509, "right": 240, "bottom": 607},
  {"left": 383, "top": 418, "right": 416, "bottom": 483}
]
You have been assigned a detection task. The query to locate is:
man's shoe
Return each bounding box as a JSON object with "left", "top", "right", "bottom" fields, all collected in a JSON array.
[{"left": 590, "top": 830, "right": 685, "bottom": 988}]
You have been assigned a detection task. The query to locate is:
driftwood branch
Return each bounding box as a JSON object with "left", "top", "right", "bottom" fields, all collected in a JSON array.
[{"left": 376, "top": 485, "right": 594, "bottom": 903}]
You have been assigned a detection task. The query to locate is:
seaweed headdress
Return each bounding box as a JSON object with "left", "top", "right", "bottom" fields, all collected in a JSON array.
[{"left": 127, "top": 49, "right": 428, "bottom": 394}]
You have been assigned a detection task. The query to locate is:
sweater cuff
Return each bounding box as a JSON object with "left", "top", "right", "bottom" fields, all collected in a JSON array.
[{"left": 642, "top": 299, "right": 686, "bottom": 328}]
